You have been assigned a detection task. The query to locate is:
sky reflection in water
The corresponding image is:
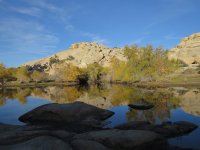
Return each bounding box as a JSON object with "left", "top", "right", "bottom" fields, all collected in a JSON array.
[{"left": 0, "top": 85, "right": 200, "bottom": 148}]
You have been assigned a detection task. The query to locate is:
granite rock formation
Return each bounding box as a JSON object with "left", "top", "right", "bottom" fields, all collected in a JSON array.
[{"left": 168, "top": 33, "right": 200, "bottom": 65}]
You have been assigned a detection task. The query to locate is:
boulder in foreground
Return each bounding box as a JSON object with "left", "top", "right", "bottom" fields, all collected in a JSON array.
[
  {"left": 0, "top": 136, "right": 72, "bottom": 150},
  {"left": 19, "top": 102, "right": 114, "bottom": 127}
]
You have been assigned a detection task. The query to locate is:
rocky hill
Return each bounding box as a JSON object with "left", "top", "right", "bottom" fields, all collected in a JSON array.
[
  {"left": 23, "top": 33, "right": 200, "bottom": 75},
  {"left": 23, "top": 42, "right": 126, "bottom": 74},
  {"left": 168, "top": 32, "right": 200, "bottom": 64}
]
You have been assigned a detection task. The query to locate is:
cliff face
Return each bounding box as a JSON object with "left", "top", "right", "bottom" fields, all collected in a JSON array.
[
  {"left": 24, "top": 42, "right": 126, "bottom": 72},
  {"left": 168, "top": 33, "right": 200, "bottom": 64}
]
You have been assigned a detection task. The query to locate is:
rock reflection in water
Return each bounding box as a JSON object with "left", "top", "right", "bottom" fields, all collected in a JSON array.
[
  {"left": 0, "top": 85, "right": 200, "bottom": 120},
  {"left": 170, "top": 87, "right": 200, "bottom": 117}
]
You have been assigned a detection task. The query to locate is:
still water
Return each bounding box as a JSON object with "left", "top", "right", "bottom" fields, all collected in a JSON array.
[{"left": 0, "top": 85, "right": 200, "bottom": 149}]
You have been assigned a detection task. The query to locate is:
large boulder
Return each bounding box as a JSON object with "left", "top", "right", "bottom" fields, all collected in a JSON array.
[
  {"left": 115, "top": 121, "right": 198, "bottom": 138},
  {"left": 19, "top": 102, "right": 114, "bottom": 127},
  {"left": 0, "top": 136, "right": 72, "bottom": 150},
  {"left": 73, "top": 129, "right": 167, "bottom": 150},
  {"left": 0, "top": 123, "right": 75, "bottom": 145},
  {"left": 71, "top": 139, "right": 109, "bottom": 150}
]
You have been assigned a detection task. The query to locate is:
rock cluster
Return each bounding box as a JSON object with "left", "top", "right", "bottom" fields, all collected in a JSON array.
[
  {"left": 168, "top": 33, "right": 200, "bottom": 64},
  {"left": 0, "top": 102, "right": 198, "bottom": 150}
]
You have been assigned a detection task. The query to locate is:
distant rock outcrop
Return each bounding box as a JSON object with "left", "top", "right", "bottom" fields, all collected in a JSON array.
[
  {"left": 23, "top": 42, "right": 126, "bottom": 74},
  {"left": 168, "top": 32, "right": 200, "bottom": 64}
]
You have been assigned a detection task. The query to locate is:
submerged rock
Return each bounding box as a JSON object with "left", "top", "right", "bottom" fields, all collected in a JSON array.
[
  {"left": 115, "top": 121, "right": 198, "bottom": 138},
  {"left": 73, "top": 129, "right": 167, "bottom": 150},
  {"left": 19, "top": 102, "right": 114, "bottom": 127},
  {"left": 128, "top": 101, "right": 154, "bottom": 110}
]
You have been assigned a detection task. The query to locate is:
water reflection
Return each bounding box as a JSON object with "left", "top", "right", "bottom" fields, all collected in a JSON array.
[
  {"left": 1, "top": 85, "right": 200, "bottom": 148},
  {"left": 1, "top": 85, "right": 200, "bottom": 119}
]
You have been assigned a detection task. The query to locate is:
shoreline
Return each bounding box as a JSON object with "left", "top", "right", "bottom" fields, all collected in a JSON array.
[
  {"left": 1, "top": 81, "right": 200, "bottom": 89},
  {"left": 0, "top": 81, "right": 80, "bottom": 88}
]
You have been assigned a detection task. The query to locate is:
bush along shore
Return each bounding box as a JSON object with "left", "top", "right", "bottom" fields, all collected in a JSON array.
[{"left": 0, "top": 101, "right": 198, "bottom": 150}]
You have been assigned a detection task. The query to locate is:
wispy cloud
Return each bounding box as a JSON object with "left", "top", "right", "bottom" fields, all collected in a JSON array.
[
  {"left": 23, "top": 0, "right": 77, "bottom": 24},
  {"left": 164, "top": 35, "right": 181, "bottom": 40},
  {"left": 0, "top": 18, "right": 59, "bottom": 55},
  {"left": 11, "top": 7, "right": 42, "bottom": 17},
  {"left": 23, "top": 0, "right": 59, "bottom": 12},
  {"left": 65, "top": 25, "right": 75, "bottom": 32},
  {"left": 65, "top": 25, "right": 109, "bottom": 45},
  {"left": 131, "top": 38, "right": 144, "bottom": 44},
  {"left": 144, "top": 0, "right": 195, "bottom": 30},
  {"left": 0, "top": 0, "right": 79, "bottom": 57},
  {"left": 80, "top": 32, "right": 108, "bottom": 44}
]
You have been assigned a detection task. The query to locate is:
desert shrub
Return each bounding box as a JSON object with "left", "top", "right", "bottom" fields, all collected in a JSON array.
[
  {"left": 182, "top": 68, "right": 197, "bottom": 74},
  {"left": 196, "top": 64, "right": 200, "bottom": 74},
  {"left": 176, "top": 59, "right": 188, "bottom": 67},
  {"left": 83, "top": 63, "right": 107, "bottom": 83},
  {"left": 49, "top": 55, "right": 60, "bottom": 66},
  {"left": 54, "top": 63, "right": 82, "bottom": 81},
  {"left": 14, "top": 66, "right": 31, "bottom": 82},
  {"left": 0, "top": 64, "right": 11, "bottom": 85},
  {"left": 109, "top": 57, "right": 132, "bottom": 81},
  {"left": 31, "top": 71, "right": 48, "bottom": 82},
  {"left": 67, "top": 55, "right": 75, "bottom": 61}
]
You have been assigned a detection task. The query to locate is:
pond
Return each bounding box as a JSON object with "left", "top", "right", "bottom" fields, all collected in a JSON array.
[{"left": 0, "top": 84, "right": 200, "bottom": 149}]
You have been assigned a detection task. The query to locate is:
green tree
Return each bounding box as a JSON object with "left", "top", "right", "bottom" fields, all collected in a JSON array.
[
  {"left": 31, "top": 71, "right": 48, "bottom": 82},
  {"left": 49, "top": 55, "right": 60, "bottom": 67},
  {"left": 110, "top": 57, "right": 132, "bottom": 81},
  {"left": 83, "top": 63, "right": 106, "bottom": 83},
  {"left": 15, "top": 66, "right": 31, "bottom": 82},
  {"left": 109, "top": 45, "right": 179, "bottom": 82},
  {"left": 0, "top": 64, "right": 12, "bottom": 86},
  {"left": 53, "top": 63, "right": 82, "bottom": 81}
]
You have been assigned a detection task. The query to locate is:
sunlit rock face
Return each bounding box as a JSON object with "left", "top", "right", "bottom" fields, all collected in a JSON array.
[
  {"left": 23, "top": 42, "right": 126, "bottom": 75},
  {"left": 168, "top": 32, "right": 200, "bottom": 64}
]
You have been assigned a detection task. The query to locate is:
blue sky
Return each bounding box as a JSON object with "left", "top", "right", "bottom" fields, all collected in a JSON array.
[{"left": 0, "top": 0, "right": 199, "bottom": 67}]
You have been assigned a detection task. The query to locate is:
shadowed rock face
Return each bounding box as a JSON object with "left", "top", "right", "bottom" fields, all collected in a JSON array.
[
  {"left": 19, "top": 101, "right": 114, "bottom": 127},
  {"left": 168, "top": 32, "right": 200, "bottom": 64}
]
